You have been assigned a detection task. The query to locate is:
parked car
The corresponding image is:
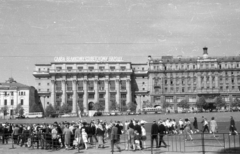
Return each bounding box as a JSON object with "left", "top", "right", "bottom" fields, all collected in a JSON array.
[
  {"left": 49, "top": 113, "right": 59, "bottom": 118},
  {"left": 93, "top": 112, "right": 102, "bottom": 116},
  {"left": 231, "top": 107, "right": 240, "bottom": 112},
  {"left": 15, "top": 115, "right": 25, "bottom": 119}
]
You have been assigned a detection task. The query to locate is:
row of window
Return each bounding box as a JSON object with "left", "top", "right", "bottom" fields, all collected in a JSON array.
[
  {"left": 2, "top": 99, "right": 24, "bottom": 105},
  {"left": 56, "top": 94, "right": 127, "bottom": 100},
  {"left": 152, "top": 62, "right": 240, "bottom": 70},
  {"left": 155, "top": 77, "right": 240, "bottom": 85},
  {"left": 154, "top": 86, "right": 240, "bottom": 93},
  {"left": 1, "top": 91, "right": 26, "bottom": 96},
  {"left": 38, "top": 83, "right": 50, "bottom": 86}
]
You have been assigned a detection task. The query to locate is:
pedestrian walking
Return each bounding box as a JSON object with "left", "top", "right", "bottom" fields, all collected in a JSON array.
[
  {"left": 151, "top": 120, "right": 159, "bottom": 148},
  {"left": 140, "top": 122, "right": 146, "bottom": 149},
  {"left": 209, "top": 117, "right": 218, "bottom": 137},
  {"left": 193, "top": 117, "right": 199, "bottom": 133},
  {"left": 158, "top": 120, "right": 168, "bottom": 148},
  {"left": 110, "top": 122, "right": 121, "bottom": 152},
  {"left": 202, "top": 118, "right": 209, "bottom": 133},
  {"left": 229, "top": 116, "right": 238, "bottom": 135},
  {"left": 184, "top": 119, "right": 193, "bottom": 141},
  {"left": 96, "top": 124, "right": 105, "bottom": 148},
  {"left": 63, "top": 123, "right": 72, "bottom": 150}
]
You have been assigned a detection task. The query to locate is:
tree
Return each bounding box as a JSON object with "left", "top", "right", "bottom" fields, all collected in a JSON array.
[
  {"left": 45, "top": 104, "right": 55, "bottom": 117},
  {"left": 110, "top": 101, "right": 117, "bottom": 111},
  {"left": 231, "top": 98, "right": 240, "bottom": 108},
  {"left": 162, "top": 101, "right": 170, "bottom": 109},
  {"left": 215, "top": 96, "right": 226, "bottom": 109},
  {"left": 94, "top": 102, "right": 105, "bottom": 111},
  {"left": 121, "top": 105, "right": 128, "bottom": 112},
  {"left": 196, "top": 96, "right": 208, "bottom": 111},
  {"left": 29, "top": 102, "right": 43, "bottom": 112},
  {"left": 59, "top": 103, "right": 72, "bottom": 114},
  {"left": 127, "top": 102, "right": 137, "bottom": 112},
  {"left": 177, "top": 99, "right": 190, "bottom": 109},
  {"left": 15, "top": 104, "right": 24, "bottom": 116},
  {"left": 0, "top": 106, "right": 9, "bottom": 119}
]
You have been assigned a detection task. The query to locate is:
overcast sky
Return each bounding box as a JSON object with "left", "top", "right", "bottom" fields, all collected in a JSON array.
[{"left": 0, "top": 0, "right": 240, "bottom": 86}]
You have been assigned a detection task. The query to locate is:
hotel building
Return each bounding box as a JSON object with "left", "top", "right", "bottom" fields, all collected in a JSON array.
[
  {"left": 33, "top": 59, "right": 132, "bottom": 113},
  {"left": 33, "top": 47, "right": 240, "bottom": 113}
]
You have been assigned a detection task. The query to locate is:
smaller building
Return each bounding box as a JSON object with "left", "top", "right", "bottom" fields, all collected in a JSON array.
[{"left": 0, "top": 78, "right": 38, "bottom": 118}]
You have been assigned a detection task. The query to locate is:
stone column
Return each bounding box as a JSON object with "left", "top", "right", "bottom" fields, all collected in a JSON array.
[
  {"left": 126, "top": 79, "right": 132, "bottom": 103},
  {"left": 191, "top": 75, "right": 194, "bottom": 92},
  {"left": 197, "top": 73, "right": 201, "bottom": 91},
  {"left": 234, "top": 75, "right": 238, "bottom": 91},
  {"left": 209, "top": 74, "right": 212, "bottom": 90},
  {"left": 204, "top": 74, "right": 207, "bottom": 89},
  {"left": 139, "top": 95, "right": 142, "bottom": 111},
  {"left": 215, "top": 73, "right": 219, "bottom": 90},
  {"left": 173, "top": 95, "right": 177, "bottom": 111},
  {"left": 51, "top": 80, "right": 56, "bottom": 108},
  {"left": 72, "top": 80, "right": 77, "bottom": 113},
  {"left": 115, "top": 78, "right": 120, "bottom": 106},
  {"left": 105, "top": 78, "right": 109, "bottom": 112},
  {"left": 83, "top": 79, "right": 88, "bottom": 112},
  {"left": 61, "top": 80, "right": 66, "bottom": 106},
  {"left": 94, "top": 79, "right": 99, "bottom": 103}
]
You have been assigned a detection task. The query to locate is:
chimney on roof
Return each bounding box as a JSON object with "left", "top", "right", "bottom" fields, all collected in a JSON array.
[{"left": 203, "top": 47, "right": 208, "bottom": 59}]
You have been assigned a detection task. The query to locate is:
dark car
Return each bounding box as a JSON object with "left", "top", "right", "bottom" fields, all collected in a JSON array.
[
  {"left": 15, "top": 115, "right": 25, "bottom": 119},
  {"left": 49, "top": 113, "right": 59, "bottom": 118},
  {"left": 93, "top": 112, "right": 102, "bottom": 116}
]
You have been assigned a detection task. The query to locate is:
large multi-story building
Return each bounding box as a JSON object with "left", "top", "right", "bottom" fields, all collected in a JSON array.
[
  {"left": 33, "top": 57, "right": 132, "bottom": 113},
  {"left": 33, "top": 48, "right": 240, "bottom": 113},
  {"left": 148, "top": 47, "right": 240, "bottom": 111}
]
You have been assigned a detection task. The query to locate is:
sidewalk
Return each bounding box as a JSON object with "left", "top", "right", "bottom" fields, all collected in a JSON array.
[{"left": 0, "top": 144, "right": 226, "bottom": 154}]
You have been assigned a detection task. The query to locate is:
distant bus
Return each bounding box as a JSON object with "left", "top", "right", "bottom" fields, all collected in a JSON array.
[
  {"left": 25, "top": 112, "right": 43, "bottom": 118},
  {"left": 142, "top": 107, "right": 162, "bottom": 114}
]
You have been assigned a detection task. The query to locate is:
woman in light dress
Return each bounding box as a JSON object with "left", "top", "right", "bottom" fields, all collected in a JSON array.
[
  {"left": 209, "top": 117, "right": 218, "bottom": 137},
  {"left": 140, "top": 123, "right": 147, "bottom": 149},
  {"left": 184, "top": 118, "right": 193, "bottom": 141},
  {"left": 63, "top": 123, "right": 72, "bottom": 150},
  {"left": 82, "top": 128, "right": 88, "bottom": 150}
]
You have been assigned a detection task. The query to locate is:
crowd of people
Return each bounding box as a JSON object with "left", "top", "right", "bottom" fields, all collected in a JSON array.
[{"left": 0, "top": 116, "right": 238, "bottom": 152}]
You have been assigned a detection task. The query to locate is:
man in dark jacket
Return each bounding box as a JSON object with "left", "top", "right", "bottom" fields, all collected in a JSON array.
[
  {"left": 158, "top": 120, "right": 167, "bottom": 148},
  {"left": 110, "top": 122, "right": 121, "bottom": 152},
  {"left": 2, "top": 124, "right": 9, "bottom": 144},
  {"left": 20, "top": 126, "right": 30, "bottom": 147},
  {"left": 151, "top": 120, "right": 159, "bottom": 148},
  {"left": 134, "top": 121, "right": 142, "bottom": 135}
]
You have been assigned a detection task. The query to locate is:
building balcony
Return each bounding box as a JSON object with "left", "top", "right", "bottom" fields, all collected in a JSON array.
[
  {"left": 56, "top": 89, "right": 62, "bottom": 93},
  {"left": 133, "top": 70, "right": 148, "bottom": 74},
  {"left": 110, "top": 87, "right": 116, "bottom": 91},
  {"left": 38, "top": 91, "right": 51, "bottom": 95},
  {"left": 77, "top": 87, "right": 83, "bottom": 91},
  {"left": 67, "top": 88, "right": 73, "bottom": 91},
  {"left": 33, "top": 71, "right": 50, "bottom": 77},
  {"left": 56, "top": 99, "right": 62, "bottom": 102}
]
